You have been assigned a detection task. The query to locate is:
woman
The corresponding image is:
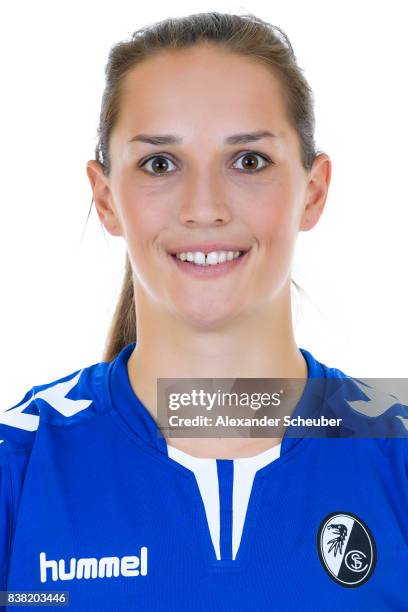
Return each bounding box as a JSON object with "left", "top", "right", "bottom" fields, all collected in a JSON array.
[{"left": 1, "top": 12, "right": 407, "bottom": 611}]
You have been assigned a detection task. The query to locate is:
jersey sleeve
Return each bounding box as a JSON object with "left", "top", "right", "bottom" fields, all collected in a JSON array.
[
  {"left": 0, "top": 455, "right": 12, "bottom": 590},
  {"left": 0, "top": 451, "right": 31, "bottom": 590},
  {"left": 0, "top": 388, "right": 38, "bottom": 590}
]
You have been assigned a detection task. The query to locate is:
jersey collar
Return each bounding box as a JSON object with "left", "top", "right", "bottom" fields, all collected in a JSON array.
[{"left": 107, "top": 342, "right": 327, "bottom": 458}]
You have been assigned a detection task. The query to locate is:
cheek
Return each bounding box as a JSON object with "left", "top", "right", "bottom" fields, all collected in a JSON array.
[
  {"left": 246, "top": 188, "right": 296, "bottom": 246},
  {"left": 113, "top": 171, "right": 169, "bottom": 239},
  {"left": 125, "top": 207, "right": 160, "bottom": 241},
  {"left": 115, "top": 200, "right": 163, "bottom": 284},
  {"left": 119, "top": 188, "right": 166, "bottom": 249}
]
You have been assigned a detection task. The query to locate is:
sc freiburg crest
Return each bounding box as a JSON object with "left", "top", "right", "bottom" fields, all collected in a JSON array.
[{"left": 317, "top": 511, "right": 377, "bottom": 587}]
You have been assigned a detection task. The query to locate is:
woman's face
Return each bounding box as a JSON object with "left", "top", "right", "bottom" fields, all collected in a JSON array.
[{"left": 89, "top": 43, "right": 330, "bottom": 328}]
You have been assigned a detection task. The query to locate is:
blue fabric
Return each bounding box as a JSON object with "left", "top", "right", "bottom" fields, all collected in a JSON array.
[{"left": 0, "top": 343, "right": 407, "bottom": 611}]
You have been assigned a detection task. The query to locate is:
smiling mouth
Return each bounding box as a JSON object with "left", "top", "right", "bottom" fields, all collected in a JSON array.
[
  {"left": 171, "top": 251, "right": 246, "bottom": 266},
  {"left": 167, "top": 248, "right": 251, "bottom": 279}
]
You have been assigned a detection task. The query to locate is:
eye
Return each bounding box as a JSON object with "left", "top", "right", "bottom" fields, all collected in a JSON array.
[
  {"left": 232, "top": 151, "right": 272, "bottom": 173},
  {"left": 138, "top": 150, "right": 273, "bottom": 178},
  {"left": 140, "top": 155, "right": 177, "bottom": 177}
]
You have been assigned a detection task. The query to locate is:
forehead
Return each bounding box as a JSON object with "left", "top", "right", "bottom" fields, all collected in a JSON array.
[{"left": 113, "top": 44, "right": 291, "bottom": 143}]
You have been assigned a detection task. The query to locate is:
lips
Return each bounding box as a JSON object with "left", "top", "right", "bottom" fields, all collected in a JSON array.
[{"left": 169, "top": 247, "right": 250, "bottom": 279}]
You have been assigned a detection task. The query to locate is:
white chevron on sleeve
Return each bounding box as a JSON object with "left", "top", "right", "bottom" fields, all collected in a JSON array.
[
  {"left": 0, "top": 394, "right": 39, "bottom": 431},
  {"left": 346, "top": 378, "right": 401, "bottom": 417},
  {"left": 34, "top": 371, "right": 93, "bottom": 416},
  {"left": 0, "top": 370, "right": 93, "bottom": 431},
  {"left": 396, "top": 415, "right": 408, "bottom": 430}
]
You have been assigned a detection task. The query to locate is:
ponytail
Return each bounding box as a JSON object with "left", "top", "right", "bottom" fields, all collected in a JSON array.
[{"left": 102, "top": 253, "right": 136, "bottom": 362}]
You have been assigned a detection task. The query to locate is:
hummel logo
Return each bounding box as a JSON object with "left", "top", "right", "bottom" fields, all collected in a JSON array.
[{"left": 39, "top": 547, "right": 148, "bottom": 582}]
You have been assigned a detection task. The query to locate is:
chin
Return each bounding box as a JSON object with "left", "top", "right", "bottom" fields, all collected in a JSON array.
[{"left": 174, "top": 304, "right": 240, "bottom": 331}]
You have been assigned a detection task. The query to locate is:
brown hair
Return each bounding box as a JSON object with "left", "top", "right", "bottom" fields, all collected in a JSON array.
[{"left": 85, "top": 11, "right": 321, "bottom": 362}]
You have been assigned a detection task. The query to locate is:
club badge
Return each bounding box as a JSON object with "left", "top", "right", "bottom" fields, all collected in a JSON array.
[{"left": 317, "top": 511, "right": 376, "bottom": 587}]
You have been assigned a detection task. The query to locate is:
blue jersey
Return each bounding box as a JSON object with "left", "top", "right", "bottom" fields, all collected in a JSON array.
[{"left": 1, "top": 343, "right": 407, "bottom": 611}]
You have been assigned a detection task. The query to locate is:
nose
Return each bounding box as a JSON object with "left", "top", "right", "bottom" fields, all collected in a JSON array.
[{"left": 178, "top": 171, "right": 232, "bottom": 227}]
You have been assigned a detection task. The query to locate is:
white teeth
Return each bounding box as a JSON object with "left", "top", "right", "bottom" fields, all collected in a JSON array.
[
  {"left": 175, "top": 250, "right": 243, "bottom": 265},
  {"left": 206, "top": 251, "right": 220, "bottom": 265},
  {"left": 193, "top": 252, "right": 206, "bottom": 265}
]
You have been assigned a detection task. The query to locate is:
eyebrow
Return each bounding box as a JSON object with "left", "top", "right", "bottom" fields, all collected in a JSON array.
[{"left": 127, "top": 129, "right": 280, "bottom": 146}]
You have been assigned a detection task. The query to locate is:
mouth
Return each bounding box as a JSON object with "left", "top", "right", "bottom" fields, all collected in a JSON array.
[{"left": 167, "top": 247, "right": 251, "bottom": 279}]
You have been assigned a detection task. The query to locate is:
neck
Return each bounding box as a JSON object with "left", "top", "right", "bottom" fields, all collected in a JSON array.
[{"left": 126, "top": 283, "right": 308, "bottom": 458}]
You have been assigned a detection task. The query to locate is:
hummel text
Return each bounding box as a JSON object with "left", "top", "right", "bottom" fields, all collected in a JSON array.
[{"left": 39, "top": 547, "right": 148, "bottom": 582}]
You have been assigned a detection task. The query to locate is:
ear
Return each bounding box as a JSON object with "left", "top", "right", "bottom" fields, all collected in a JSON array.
[
  {"left": 299, "top": 153, "right": 332, "bottom": 231},
  {"left": 86, "top": 160, "right": 123, "bottom": 237}
]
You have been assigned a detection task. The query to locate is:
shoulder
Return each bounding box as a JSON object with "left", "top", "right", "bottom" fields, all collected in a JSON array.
[
  {"left": 0, "top": 357, "right": 111, "bottom": 462},
  {"left": 316, "top": 360, "right": 408, "bottom": 458},
  {"left": 0, "top": 357, "right": 112, "bottom": 588}
]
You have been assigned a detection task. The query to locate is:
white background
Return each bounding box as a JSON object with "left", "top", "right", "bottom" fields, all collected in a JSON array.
[{"left": 1, "top": 0, "right": 407, "bottom": 410}]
